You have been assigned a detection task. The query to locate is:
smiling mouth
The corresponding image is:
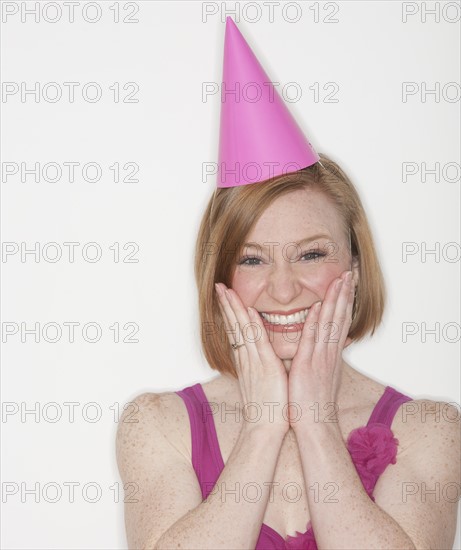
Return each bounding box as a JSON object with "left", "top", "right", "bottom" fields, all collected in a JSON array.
[{"left": 260, "top": 307, "right": 309, "bottom": 325}]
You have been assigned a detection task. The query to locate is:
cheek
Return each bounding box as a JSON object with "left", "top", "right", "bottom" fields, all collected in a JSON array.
[
  {"left": 231, "top": 271, "right": 265, "bottom": 304},
  {"left": 232, "top": 261, "right": 346, "bottom": 301},
  {"left": 300, "top": 263, "right": 346, "bottom": 292}
]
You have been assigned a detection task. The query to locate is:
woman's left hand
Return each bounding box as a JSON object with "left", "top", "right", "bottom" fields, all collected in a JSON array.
[{"left": 287, "top": 270, "right": 355, "bottom": 434}]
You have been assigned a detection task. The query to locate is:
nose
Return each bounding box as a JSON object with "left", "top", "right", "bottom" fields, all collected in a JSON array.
[{"left": 265, "top": 260, "right": 304, "bottom": 305}]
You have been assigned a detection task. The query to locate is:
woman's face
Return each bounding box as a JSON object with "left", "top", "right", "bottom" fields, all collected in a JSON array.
[{"left": 231, "top": 187, "right": 358, "bottom": 360}]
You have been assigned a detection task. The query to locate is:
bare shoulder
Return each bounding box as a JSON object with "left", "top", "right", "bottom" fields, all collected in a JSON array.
[
  {"left": 116, "top": 389, "right": 193, "bottom": 477},
  {"left": 115, "top": 389, "right": 206, "bottom": 549},
  {"left": 393, "top": 396, "right": 460, "bottom": 456},
  {"left": 373, "top": 395, "right": 460, "bottom": 549},
  {"left": 116, "top": 376, "right": 231, "bottom": 472}
]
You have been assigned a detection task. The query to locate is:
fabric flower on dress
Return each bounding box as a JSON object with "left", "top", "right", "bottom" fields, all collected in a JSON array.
[
  {"left": 284, "top": 521, "right": 317, "bottom": 550},
  {"left": 346, "top": 423, "right": 400, "bottom": 501},
  {"left": 281, "top": 424, "right": 399, "bottom": 549}
]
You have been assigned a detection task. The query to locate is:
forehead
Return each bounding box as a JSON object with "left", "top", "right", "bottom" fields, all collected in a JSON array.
[{"left": 244, "top": 188, "right": 344, "bottom": 243}]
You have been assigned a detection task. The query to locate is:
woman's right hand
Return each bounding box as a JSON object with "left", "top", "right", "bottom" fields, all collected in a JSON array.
[{"left": 215, "top": 282, "right": 289, "bottom": 437}]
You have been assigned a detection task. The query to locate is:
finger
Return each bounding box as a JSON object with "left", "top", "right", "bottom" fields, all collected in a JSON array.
[
  {"left": 292, "top": 301, "right": 322, "bottom": 367},
  {"left": 245, "top": 305, "right": 288, "bottom": 369},
  {"left": 223, "top": 286, "right": 273, "bottom": 369},
  {"left": 217, "top": 283, "right": 275, "bottom": 380},
  {"left": 332, "top": 271, "right": 354, "bottom": 348},
  {"left": 215, "top": 283, "right": 249, "bottom": 371},
  {"left": 342, "top": 278, "right": 356, "bottom": 348},
  {"left": 216, "top": 292, "right": 233, "bottom": 335},
  {"left": 343, "top": 277, "right": 356, "bottom": 345},
  {"left": 216, "top": 299, "right": 237, "bottom": 355},
  {"left": 217, "top": 284, "right": 251, "bottom": 346},
  {"left": 316, "top": 276, "right": 344, "bottom": 351}
]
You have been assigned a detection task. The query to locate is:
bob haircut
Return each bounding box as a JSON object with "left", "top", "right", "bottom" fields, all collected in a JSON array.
[{"left": 194, "top": 153, "right": 386, "bottom": 379}]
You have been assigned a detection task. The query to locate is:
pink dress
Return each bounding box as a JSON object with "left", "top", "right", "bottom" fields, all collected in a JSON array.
[{"left": 176, "top": 383, "right": 413, "bottom": 550}]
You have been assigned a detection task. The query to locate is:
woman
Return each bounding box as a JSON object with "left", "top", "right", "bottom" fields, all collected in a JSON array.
[{"left": 116, "top": 18, "right": 460, "bottom": 550}]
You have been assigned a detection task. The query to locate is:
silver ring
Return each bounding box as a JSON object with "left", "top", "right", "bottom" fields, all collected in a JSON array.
[{"left": 231, "top": 342, "right": 245, "bottom": 350}]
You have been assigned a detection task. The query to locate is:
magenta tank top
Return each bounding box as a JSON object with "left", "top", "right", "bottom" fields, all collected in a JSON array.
[{"left": 176, "top": 383, "right": 413, "bottom": 550}]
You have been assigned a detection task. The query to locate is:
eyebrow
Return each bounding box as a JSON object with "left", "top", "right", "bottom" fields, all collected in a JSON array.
[{"left": 242, "top": 233, "right": 332, "bottom": 249}]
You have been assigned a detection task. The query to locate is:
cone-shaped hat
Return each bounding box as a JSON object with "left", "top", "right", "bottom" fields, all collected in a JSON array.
[{"left": 217, "top": 17, "right": 319, "bottom": 188}]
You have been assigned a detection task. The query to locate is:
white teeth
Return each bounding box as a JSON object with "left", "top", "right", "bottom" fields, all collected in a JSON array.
[{"left": 260, "top": 308, "right": 309, "bottom": 325}]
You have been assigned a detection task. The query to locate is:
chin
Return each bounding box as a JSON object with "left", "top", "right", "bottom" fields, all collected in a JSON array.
[
  {"left": 263, "top": 327, "right": 302, "bottom": 359},
  {"left": 272, "top": 341, "right": 299, "bottom": 360}
]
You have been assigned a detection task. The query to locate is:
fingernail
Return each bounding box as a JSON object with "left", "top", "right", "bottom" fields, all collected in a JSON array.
[
  {"left": 335, "top": 279, "right": 343, "bottom": 290},
  {"left": 345, "top": 271, "right": 352, "bottom": 282},
  {"left": 215, "top": 283, "right": 223, "bottom": 297}
]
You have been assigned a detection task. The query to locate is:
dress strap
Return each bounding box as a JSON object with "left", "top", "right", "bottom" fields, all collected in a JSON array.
[
  {"left": 175, "top": 383, "right": 222, "bottom": 500},
  {"left": 366, "top": 386, "right": 413, "bottom": 428},
  {"left": 346, "top": 386, "right": 414, "bottom": 502},
  {"left": 175, "top": 385, "right": 203, "bottom": 485}
]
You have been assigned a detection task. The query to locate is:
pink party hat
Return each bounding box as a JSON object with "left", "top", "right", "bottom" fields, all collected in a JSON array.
[{"left": 217, "top": 17, "right": 319, "bottom": 188}]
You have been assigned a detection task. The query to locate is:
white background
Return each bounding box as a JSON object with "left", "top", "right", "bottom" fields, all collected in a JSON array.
[{"left": 1, "top": 1, "right": 460, "bottom": 548}]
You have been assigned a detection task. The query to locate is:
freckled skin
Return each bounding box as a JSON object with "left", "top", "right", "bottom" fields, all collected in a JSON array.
[
  {"left": 116, "top": 188, "right": 460, "bottom": 549},
  {"left": 231, "top": 188, "right": 357, "bottom": 370}
]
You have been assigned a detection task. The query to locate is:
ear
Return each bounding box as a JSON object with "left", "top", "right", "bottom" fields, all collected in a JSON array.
[{"left": 351, "top": 254, "right": 359, "bottom": 289}]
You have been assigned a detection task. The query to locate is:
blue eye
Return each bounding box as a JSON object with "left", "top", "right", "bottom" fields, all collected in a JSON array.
[
  {"left": 238, "top": 250, "right": 326, "bottom": 267},
  {"left": 238, "top": 256, "right": 262, "bottom": 267}
]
